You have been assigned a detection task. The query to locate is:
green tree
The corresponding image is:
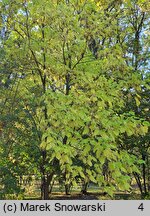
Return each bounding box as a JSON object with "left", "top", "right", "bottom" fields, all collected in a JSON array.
[{"left": 0, "top": 0, "right": 149, "bottom": 199}]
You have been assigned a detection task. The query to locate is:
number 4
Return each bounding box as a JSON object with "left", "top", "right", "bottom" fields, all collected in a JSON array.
[{"left": 138, "top": 203, "right": 144, "bottom": 211}]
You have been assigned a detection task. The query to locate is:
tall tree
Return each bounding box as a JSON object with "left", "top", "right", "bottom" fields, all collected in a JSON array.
[{"left": 0, "top": 0, "right": 149, "bottom": 199}]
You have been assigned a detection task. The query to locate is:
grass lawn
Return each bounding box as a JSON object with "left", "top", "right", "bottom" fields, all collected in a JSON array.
[{"left": 24, "top": 184, "right": 142, "bottom": 200}]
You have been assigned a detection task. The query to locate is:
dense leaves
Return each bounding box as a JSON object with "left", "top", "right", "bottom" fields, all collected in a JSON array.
[{"left": 0, "top": 0, "right": 149, "bottom": 199}]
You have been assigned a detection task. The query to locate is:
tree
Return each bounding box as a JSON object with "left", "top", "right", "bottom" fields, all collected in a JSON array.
[
  {"left": 113, "top": 0, "right": 150, "bottom": 197},
  {"left": 0, "top": 0, "right": 149, "bottom": 199}
]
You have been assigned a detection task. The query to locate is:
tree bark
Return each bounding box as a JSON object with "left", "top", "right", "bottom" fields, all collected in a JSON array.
[
  {"left": 65, "top": 184, "right": 71, "bottom": 195},
  {"left": 41, "top": 173, "right": 54, "bottom": 200},
  {"left": 133, "top": 172, "right": 143, "bottom": 195},
  {"left": 142, "top": 153, "right": 148, "bottom": 195},
  {"left": 81, "top": 181, "right": 88, "bottom": 195}
]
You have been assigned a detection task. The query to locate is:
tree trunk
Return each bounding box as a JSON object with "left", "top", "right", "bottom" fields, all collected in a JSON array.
[
  {"left": 41, "top": 174, "right": 53, "bottom": 200},
  {"left": 142, "top": 153, "right": 147, "bottom": 195},
  {"left": 133, "top": 172, "right": 143, "bottom": 195},
  {"left": 40, "top": 150, "right": 54, "bottom": 200},
  {"left": 65, "top": 184, "right": 71, "bottom": 195},
  {"left": 81, "top": 181, "right": 88, "bottom": 195},
  {"left": 147, "top": 156, "right": 150, "bottom": 192},
  {"left": 41, "top": 176, "right": 49, "bottom": 200}
]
